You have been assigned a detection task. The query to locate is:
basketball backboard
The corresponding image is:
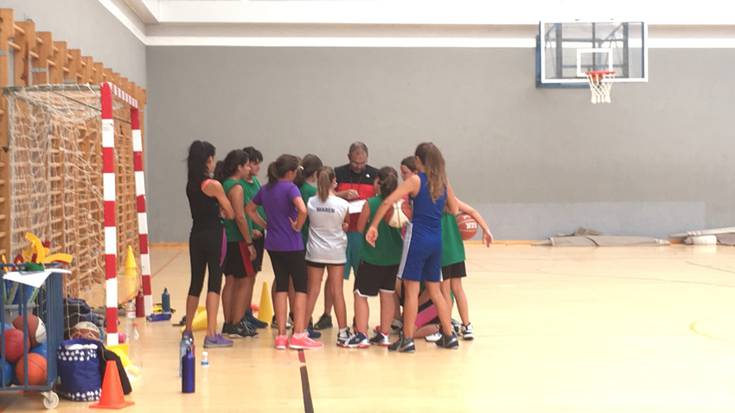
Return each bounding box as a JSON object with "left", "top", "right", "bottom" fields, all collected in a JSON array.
[{"left": 537, "top": 21, "right": 648, "bottom": 87}]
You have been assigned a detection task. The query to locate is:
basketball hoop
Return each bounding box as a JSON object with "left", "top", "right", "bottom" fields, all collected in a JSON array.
[{"left": 585, "top": 70, "right": 615, "bottom": 104}]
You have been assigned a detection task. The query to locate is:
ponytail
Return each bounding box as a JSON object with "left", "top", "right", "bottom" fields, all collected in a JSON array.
[
  {"left": 267, "top": 154, "right": 300, "bottom": 187},
  {"left": 316, "top": 166, "right": 335, "bottom": 202},
  {"left": 415, "top": 142, "right": 447, "bottom": 201},
  {"left": 377, "top": 166, "right": 398, "bottom": 197},
  {"left": 267, "top": 162, "right": 279, "bottom": 186},
  {"left": 294, "top": 154, "right": 323, "bottom": 187},
  {"left": 214, "top": 161, "right": 225, "bottom": 182}
]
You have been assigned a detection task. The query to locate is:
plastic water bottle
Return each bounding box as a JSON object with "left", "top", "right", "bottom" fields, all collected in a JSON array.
[
  {"left": 181, "top": 345, "right": 195, "bottom": 393},
  {"left": 201, "top": 351, "right": 209, "bottom": 368},
  {"left": 162, "top": 288, "right": 171, "bottom": 313},
  {"left": 126, "top": 301, "right": 136, "bottom": 319}
]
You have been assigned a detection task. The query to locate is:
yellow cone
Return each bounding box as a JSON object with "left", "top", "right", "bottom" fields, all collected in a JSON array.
[
  {"left": 125, "top": 246, "right": 137, "bottom": 272},
  {"left": 181, "top": 306, "right": 207, "bottom": 332},
  {"left": 118, "top": 246, "right": 138, "bottom": 304},
  {"left": 256, "top": 281, "right": 273, "bottom": 325},
  {"left": 107, "top": 344, "right": 141, "bottom": 376}
]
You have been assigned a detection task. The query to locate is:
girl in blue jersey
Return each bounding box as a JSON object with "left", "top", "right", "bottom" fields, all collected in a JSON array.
[{"left": 366, "top": 142, "right": 459, "bottom": 352}]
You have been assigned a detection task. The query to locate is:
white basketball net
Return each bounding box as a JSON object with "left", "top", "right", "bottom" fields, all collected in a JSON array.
[{"left": 586, "top": 70, "right": 615, "bottom": 104}]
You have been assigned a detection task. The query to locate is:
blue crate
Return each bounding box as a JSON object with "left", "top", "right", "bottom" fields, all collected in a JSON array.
[{"left": 0, "top": 265, "right": 64, "bottom": 409}]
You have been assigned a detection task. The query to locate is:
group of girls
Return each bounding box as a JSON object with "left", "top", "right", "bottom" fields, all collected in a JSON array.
[
  {"left": 184, "top": 143, "right": 269, "bottom": 348},
  {"left": 184, "top": 139, "right": 493, "bottom": 352}
]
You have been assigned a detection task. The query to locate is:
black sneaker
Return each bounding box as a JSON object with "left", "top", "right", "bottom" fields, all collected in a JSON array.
[
  {"left": 345, "top": 332, "right": 370, "bottom": 349},
  {"left": 451, "top": 319, "right": 461, "bottom": 335},
  {"left": 313, "top": 314, "right": 333, "bottom": 330},
  {"left": 244, "top": 319, "right": 260, "bottom": 332},
  {"left": 234, "top": 320, "right": 258, "bottom": 338},
  {"left": 369, "top": 331, "right": 390, "bottom": 346},
  {"left": 245, "top": 310, "right": 268, "bottom": 329},
  {"left": 388, "top": 333, "right": 415, "bottom": 353},
  {"left": 435, "top": 332, "right": 459, "bottom": 349},
  {"left": 307, "top": 325, "right": 322, "bottom": 339},
  {"left": 271, "top": 316, "right": 292, "bottom": 330},
  {"left": 222, "top": 322, "right": 237, "bottom": 337}
]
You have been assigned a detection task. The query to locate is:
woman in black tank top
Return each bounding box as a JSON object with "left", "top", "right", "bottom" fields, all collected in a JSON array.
[
  {"left": 187, "top": 181, "right": 221, "bottom": 231},
  {"left": 184, "top": 140, "right": 235, "bottom": 348}
]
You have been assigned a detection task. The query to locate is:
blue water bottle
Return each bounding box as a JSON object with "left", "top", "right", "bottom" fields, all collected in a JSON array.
[
  {"left": 162, "top": 288, "right": 171, "bottom": 313},
  {"left": 181, "top": 344, "right": 195, "bottom": 393},
  {"left": 178, "top": 336, "right": 186, "bottom": 377},
  {"left": 179, "top": 334, "right": 194, "bottom": 377}
]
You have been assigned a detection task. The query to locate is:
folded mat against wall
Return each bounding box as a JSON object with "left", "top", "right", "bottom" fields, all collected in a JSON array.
[
  {"left": 669, "top": 227, "right": 735, "bottom": 246},
  {"left": 715, "top": 233, "right": 735, "bottom": 246},
  {"left": 536, "top": 235, "right": 670, "bottom": 247}
]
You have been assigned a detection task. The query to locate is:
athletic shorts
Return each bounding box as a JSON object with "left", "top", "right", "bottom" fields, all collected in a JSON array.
[
  {"left": 223, "top": 241, "right": 255, "bottom": 278},
  {"left": 252, "top": 236, "right": 265, "bottom": 273},
  {"left": 354, "top": 262, "right": 398, "bottom": 297},
  {"left": 416, "top": 299, "right": 439, "bottom": 328},
  {"left": 268, "top": 250, "right": 307, "bottom": 293},
  {"left": 441, "top": 261, "right": 467, "bottom": 279},
  {"left": 399, "top": 226, "right": 442, "bottom": 283},
  {"left": 343, "top": 231, "right": 364, "bottom": 280},
  {"left": 306, "top": 261, "right": 345, "bottom": 269}
]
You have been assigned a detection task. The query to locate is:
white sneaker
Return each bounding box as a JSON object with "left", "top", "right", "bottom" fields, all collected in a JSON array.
[
  {"left": 336, "top": 327, "right": 351, "bottom": 347},
  {"left": 461, "top": 323, "right": 474, "bottom": 340},
  {"left": 425, "top": 331, "right": 442, "bottom": 343}
]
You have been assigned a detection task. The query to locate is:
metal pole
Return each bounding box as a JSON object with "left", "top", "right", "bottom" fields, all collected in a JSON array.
[
  {"left": 623, "top": 22, "right": 630, "bottom": 77},
  {"left": 555, "top": 24, "right": 563, "bottom": 78},
  {"left": 101, "top": 82, "right": 119, "bottom": 346}
]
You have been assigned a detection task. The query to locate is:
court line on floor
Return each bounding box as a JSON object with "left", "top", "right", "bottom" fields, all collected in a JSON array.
[
  {"left": 534, "top": 269, "right": 735, "bottom": 289},
  {"left": 685, "top": 261, "right": 735, "bottom": 275},
  {"left": 151, "top": 250, "right": 184, "bottom": 278},
  {"left": 297, "top": 349, "right": 314, "bottom": 413}
]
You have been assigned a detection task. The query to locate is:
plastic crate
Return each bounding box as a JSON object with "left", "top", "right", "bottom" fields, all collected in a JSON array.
[{"left": 1, "top": 266, "right": 64, "bottom": 409}]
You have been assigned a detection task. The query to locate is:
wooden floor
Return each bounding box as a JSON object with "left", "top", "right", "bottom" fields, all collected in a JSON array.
[{"left": 4, "top": 244, "right": 735, "bottom": 412}]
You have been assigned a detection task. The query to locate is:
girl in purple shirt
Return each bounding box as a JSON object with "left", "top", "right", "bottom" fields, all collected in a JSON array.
[{"left": 247, "top": 154, "right": 322, "bottom": 350}]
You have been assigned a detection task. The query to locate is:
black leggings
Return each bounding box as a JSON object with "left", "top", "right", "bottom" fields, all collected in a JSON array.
[
  {"left": 267, "top": 250, "right": 307, "bottom": 293},
  {"left": 188, "top": 227, "right": 225, "bottom": 296}
]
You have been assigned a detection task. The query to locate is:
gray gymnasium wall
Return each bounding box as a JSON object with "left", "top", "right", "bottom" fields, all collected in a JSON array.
[
  {"left": 4, "top": 0, "right": 146, "bottom": 86},
  {"left": 146, "top": 46, "right": 735, "bottom": 242}
]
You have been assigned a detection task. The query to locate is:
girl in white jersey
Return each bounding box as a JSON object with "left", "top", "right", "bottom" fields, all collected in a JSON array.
[{"left": 304, "top": 167, "right": 352, "bottom": 346}]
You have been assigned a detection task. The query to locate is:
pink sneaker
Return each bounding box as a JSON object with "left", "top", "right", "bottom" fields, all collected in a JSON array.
[
  {"left": 274, "top": 335, "right": 288, "bottom": 350},
  {"left": 288, "top": 333, "right": 323, "bottom": 350}
]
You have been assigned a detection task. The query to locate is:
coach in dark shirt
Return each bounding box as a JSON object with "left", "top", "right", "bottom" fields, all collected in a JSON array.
[{"left": 336, "top": 143, "right": 379, "bottom": 266}]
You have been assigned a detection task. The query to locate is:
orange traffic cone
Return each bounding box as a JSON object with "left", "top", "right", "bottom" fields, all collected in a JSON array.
[{"left": 90, "top": 360, "right": 134, "bottom": 409}]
